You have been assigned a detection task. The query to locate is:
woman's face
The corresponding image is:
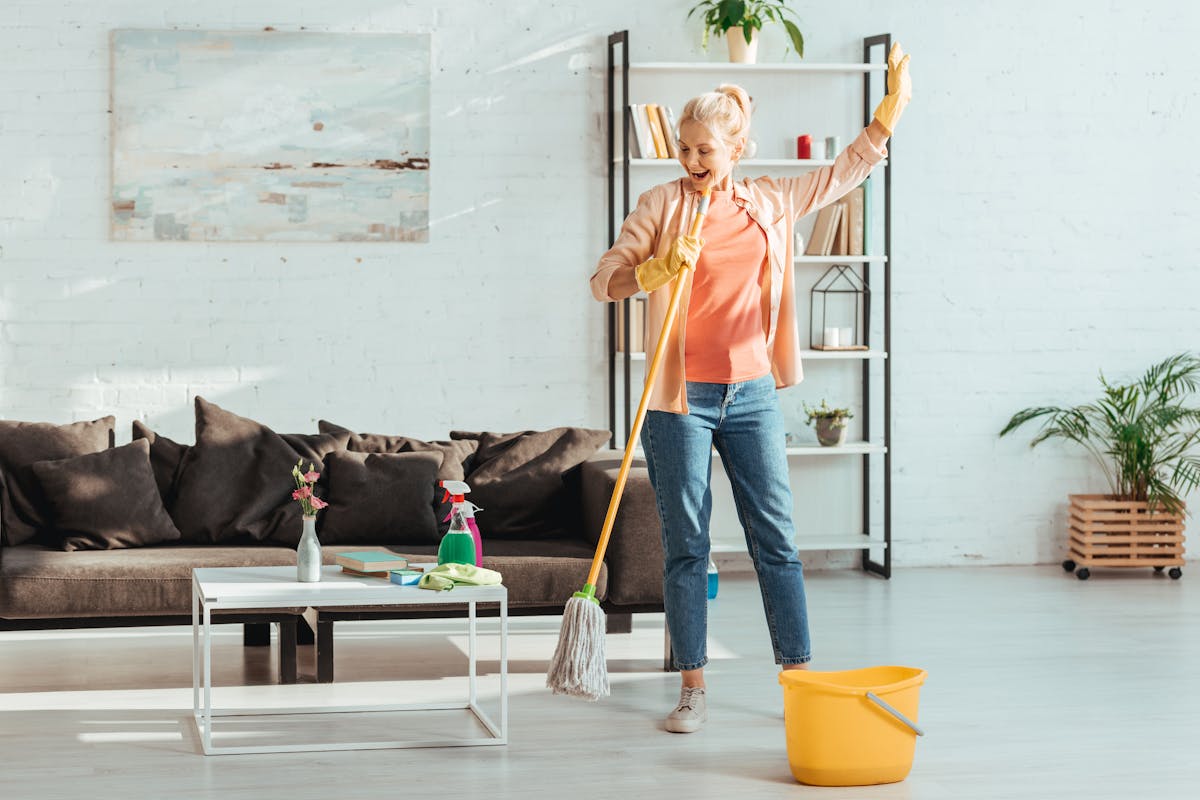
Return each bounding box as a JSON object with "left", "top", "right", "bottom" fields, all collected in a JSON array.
[{"left": 678, "top": 119, "right": 742, "bottom": 191}]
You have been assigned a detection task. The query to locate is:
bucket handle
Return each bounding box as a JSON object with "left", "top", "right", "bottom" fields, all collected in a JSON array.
[{"left": 865, "top": 691, "right": 925, "bottom": 737}]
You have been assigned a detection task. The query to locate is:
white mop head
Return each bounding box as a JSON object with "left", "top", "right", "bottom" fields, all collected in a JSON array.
[{"left": 546, "top": 596, "right": 610, "bottom": 701}]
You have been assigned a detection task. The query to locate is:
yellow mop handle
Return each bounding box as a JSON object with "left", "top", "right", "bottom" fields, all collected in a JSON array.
[{"left": 585, "top": 186, "right": 712, "bottom": 588}]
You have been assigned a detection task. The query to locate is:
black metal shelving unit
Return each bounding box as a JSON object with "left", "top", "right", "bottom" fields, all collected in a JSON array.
[{"left": 605, "top": 31, "right": 893, "bottom": 578}]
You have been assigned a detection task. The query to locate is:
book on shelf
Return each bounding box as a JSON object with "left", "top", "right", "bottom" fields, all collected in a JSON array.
[
  {"left": 644, "top": 103, "right": 669, "bottom": 158},
  {"left": 335, "top": 551, "right": 409, "bottom": 573},
  {"left": 655, "top": 105, "right": 680, "bottom": 158},
  {"left": 861, "top": 178, "right": 872, "bottom": 255},
  {"left": 616, "top": 296, "right": 646, "bottom": 353},
  {"left": 831, "top": 200, "right": 850, "bottom": 255},
  {"left": 845, "top": 185, "right": 865, "bottom": 256},
  {"left": 805, "top": 203, "right": 842, "bottom": 257},
  {"left": 627, "top": 104, "right": 652, "bottom": 159},
  {"left": 625, "top": 106, "right": 642, "bottom": 158}
]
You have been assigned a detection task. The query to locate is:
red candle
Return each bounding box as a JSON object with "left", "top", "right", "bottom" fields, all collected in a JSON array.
[{"left": 796, "top": 134, "right": 812, "bottom": 159}]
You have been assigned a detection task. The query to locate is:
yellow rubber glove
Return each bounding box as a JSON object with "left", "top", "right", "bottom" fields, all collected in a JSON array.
[
  {"left": 634, "top": 235, "right": 704, "bottom": 293},
  {"left": 872, "top": 42, "right": 912, "bottom": 136}
]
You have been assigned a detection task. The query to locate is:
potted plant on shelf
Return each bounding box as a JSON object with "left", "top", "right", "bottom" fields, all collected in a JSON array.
[
  {"left": 687, "top": 0, "right": 805, "bottom": 64},
  {"left": 999, "top": 353, "right": 1200, "bottom": 580},
  {"left": 805, "top": 400, "right": 852, "bottom": 447}
]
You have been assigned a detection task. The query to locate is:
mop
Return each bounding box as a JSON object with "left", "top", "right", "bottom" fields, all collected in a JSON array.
[{"left": 547, "top": 186, "right": 712, "bottom": 700}]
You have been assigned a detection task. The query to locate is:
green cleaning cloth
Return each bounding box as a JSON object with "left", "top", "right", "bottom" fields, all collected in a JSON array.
[{"left": 418, "top": 562, "right": 503, "bottom": 592}]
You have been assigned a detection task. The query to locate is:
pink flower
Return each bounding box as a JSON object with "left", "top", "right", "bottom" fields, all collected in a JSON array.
[
  {"left": 292, "top": 486, "right": 312, "bottom": 500},
  {"left": 310, "top": 496, "right": 329, "bottom": 510},
  {"left": 303, "top": 471, "right": 320, "bottom": 483}
]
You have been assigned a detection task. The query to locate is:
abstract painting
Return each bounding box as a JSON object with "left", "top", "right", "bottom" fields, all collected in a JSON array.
[{"left": 110, "top": 30, "right": 430, "bottom": 242}]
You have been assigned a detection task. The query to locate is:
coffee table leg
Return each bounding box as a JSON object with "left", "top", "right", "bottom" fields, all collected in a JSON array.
[
  {"left": 278, "top": 619, "right": 297, "bottom": 684},
  {"left": 191, "top": 578, "right": 199, "bottom": 716},
  {"left": 468, "top": 601, "right": 477, "bottom": 706},
  {"left": 317, "top": 618, "right": 334, "bottom": 683},
  {"left": 203, "top": 603, "right": 213, "bottom": 753},
  {"left": 500, "top": 597, "right": 508, "bottom": 740}
]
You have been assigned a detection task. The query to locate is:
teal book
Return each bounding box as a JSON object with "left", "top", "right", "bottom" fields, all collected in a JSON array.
[{"left": 335, "top": 551, "right": 408, "bottom": 573}]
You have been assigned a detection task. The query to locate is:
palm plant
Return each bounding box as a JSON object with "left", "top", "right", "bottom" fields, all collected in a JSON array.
[{"left": 999, "top": 353, "right": 1200, "bottom": 516}]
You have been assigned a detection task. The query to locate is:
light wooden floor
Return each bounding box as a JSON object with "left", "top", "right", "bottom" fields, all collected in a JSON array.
[{"left": 1, "top": 565, "right": 1197, "bottom": 799}]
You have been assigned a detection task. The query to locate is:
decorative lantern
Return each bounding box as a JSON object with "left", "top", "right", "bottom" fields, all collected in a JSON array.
[{"left": 810, "top": 264, "right": 869, "bottom": 350}]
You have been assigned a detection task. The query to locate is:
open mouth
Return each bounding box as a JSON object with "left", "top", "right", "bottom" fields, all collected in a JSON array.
[{"left": 690, "top": 170, "right": 710, "bottom": 181}]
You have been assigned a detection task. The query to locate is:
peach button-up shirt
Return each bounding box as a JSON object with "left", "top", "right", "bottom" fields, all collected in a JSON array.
[{"left": 590, "top": 129, "right": 887, "bottom": 414}]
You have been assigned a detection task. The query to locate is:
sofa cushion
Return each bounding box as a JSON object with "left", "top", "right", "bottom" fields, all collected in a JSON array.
[
  {"left": 450, "top": 427, "right": 610, "bottom": 539},
  {"left": 0, "top": 544, "right": 309, "bottom": 619},
  {"left": 131, "top": 421, "right": 190, "bottom": 507},
  {"left": 318, "top": 451, "right": 441, "bottom": 545},
  {"left": 0, "top": 542, "right": 605, "bottom": 618},
  {"left": 317, "top": 420, "right": 478, "bottom": 482},
  {"left": 0, "top": 416, "right": 116, "bottom": 546},
  {"left": 170, "top": 397, "right": 351, "bottom": 544},
  {"left": 31, "top": 439, "right": 183, "bottom": 551}
]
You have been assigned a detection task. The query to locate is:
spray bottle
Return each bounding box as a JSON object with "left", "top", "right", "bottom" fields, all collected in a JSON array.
[{"left": 439, "top": 480, "right": 483, "bottom": 567}]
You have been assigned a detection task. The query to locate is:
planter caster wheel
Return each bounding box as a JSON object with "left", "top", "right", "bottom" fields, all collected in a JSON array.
[
  {"left": 1154, "top": 566, "right": 1165, "bottom": 573},
  {"left": 1062, "top": 560, "right": 1076, "bottom": 573},
  {"left": 1076, "top": 568, "right": 1090, "bottom": 581},
  {"left": 1168, "top": 567, "right": 1182, "bottom": 580}
]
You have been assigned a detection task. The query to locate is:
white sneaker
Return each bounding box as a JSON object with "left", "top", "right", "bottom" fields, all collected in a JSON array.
[{"left": 665, "top": 686, "right": 707, "bottom": 733}]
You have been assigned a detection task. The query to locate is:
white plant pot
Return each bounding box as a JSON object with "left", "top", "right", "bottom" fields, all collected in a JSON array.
[{"left": 726, "top": 27, "right": 759, "bottom": 64}]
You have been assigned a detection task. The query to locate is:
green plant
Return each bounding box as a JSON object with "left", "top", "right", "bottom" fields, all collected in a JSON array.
[
  {"left": 687, "top": 0, "right": 805, "bottom": 57},
  {"left": 999, "top": 353, "right": 1200, "bottom": 516},
  {"left": 804, "top": 399, "right": 852, "bottom": 429}
]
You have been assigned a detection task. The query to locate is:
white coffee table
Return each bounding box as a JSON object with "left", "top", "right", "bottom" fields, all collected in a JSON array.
[{"left": 191, "top": 565, "right": 507, "bottom": 755}]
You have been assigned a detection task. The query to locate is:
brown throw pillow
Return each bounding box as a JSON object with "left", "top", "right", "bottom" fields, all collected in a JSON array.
[
  {"left": 169, "top": 397, "right": 351, "bottom": 544},
  {"left": 31, "top": 439, "right": 182, "bottom": 551},
  {"left": 318, "top": 420, "right": 478, "bottom": 481},
  {"left": 451, "top": 427, "right": 610, "bottom": 539},
  {"left": 0, "top": 416, "right": 116, "bottom": 546},
  {"left": 131, "top": 420, "right": 190, "bottom": 507},
  {"left": 318, "top": 451, "right": 441, "bottom": 545}
]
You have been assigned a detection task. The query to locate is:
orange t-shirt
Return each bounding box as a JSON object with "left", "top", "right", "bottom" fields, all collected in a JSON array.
[{"left": 684, "top": 190, "right": 770, "bottom": 383}]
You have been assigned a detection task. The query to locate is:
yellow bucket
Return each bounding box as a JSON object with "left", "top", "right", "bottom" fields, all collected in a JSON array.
[{"left": 779, "top": 665, "right": 927, "bottom": 786}]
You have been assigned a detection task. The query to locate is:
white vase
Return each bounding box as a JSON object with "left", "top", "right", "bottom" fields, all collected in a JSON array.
[
  {"left": 726, "top": 27, "right": 759, "bottom": 64},
  {"left": 297, "top": 515, "right": 321, "bottom": 582}
]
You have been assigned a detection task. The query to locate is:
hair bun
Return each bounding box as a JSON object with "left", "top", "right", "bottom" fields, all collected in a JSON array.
[{"left": 715, "top": 83, "right": 752, "bottom": 117}]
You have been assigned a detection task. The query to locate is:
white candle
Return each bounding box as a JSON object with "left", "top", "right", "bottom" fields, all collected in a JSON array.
[
  {"left": 839, "top": 327, "right": 854, "bottom": 347},
  {"left": 823, "top": 327, "right": 840, "bottom": 348}
]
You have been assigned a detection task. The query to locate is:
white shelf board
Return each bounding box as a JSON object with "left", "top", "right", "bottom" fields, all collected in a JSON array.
[
  {"left": 794, "top": 255, "right": 887, "bottom": 263},
  {"left": 785, "top": 441, "right": 886, "bottom": 456},
  {"left": 795, "top": 535, "right": 887, "bottom": 552},
  {"left": 620, "top": 158, "right": 888, "bottom": 168},
  {"left": 628, "top": 443, "right": 886, "bottom": 459},
  {"left": 715, "top": 536, "right": 886, "bottom": 553},
  {"left": 630, "top": 62, "right": 886, "bottom": 74},
  {"left": 625, "top": 158, "right": 831, "bottom": 167},
  {"left": 800, "top": 349, "right": 887, "bottom": 360},
  {"left": 617, "top": 349, "right": 886, "bottom": 362}
]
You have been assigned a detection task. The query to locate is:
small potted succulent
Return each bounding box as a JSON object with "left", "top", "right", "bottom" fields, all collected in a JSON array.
[
  {"left": 687, "top": 0, "right": 805, "bottom": 64},
  {"left": 805, "top": 400, "right": 853, "bottom": 447}
]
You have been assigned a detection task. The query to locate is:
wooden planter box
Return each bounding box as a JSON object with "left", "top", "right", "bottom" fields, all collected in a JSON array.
[{"left": 1065, "top": 494, "right": 1186, "bottom": 579}]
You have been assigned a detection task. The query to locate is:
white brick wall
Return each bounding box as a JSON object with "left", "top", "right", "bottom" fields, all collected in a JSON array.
[{"left": 1, "top": 2, "right": 1197, "bottom": 566}]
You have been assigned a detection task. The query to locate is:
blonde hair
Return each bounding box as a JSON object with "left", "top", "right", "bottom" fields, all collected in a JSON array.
[{"left": 677, "top": 84, "right": 752, "bottom": 151}]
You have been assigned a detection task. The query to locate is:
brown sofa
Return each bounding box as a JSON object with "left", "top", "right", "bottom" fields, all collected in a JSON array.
[{"left": 0, "top": 401, "right": 665, "bottom": 683}]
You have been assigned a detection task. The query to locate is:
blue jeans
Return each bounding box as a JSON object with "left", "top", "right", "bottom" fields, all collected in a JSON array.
[{"left": 641, "top": 374, "right": 811, "bottom": 671}]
